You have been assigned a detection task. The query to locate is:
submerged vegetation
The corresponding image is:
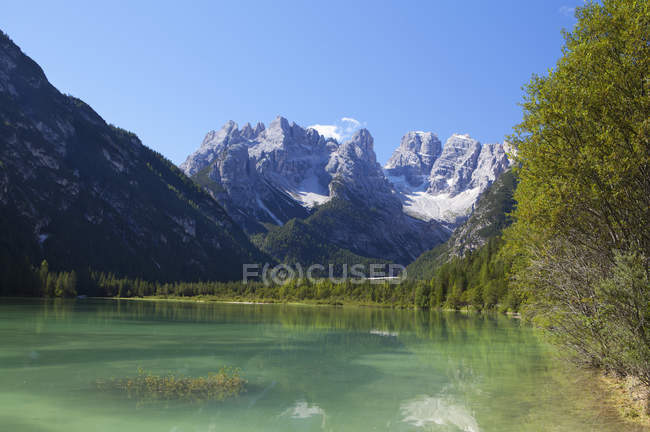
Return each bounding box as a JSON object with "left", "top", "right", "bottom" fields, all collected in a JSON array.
[{"left": 97, "top": 367, "right": 246, "bottom": 403}]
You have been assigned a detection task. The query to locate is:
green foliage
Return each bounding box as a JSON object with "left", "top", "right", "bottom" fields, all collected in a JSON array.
[
  {"left": 192, "top": 164, "right": 226, "bottom": 195},
  {"left": 595, "top": 252, "right": 650, "bottom": 384},
  {"left": 507, "top": 0, "right": 649, "bottom": 258},
  {"left": 34, "top": 260, "right": 77, "bottom": 298},
  {"left": 505, "top": 0, "right": 650, "bottom": 385},
  {"left": 2, "top": 247, "right": 520, "bottom": 314},
  {"left": 405, "top": 168, "right": 518, "bottom": 312},
  {"left": 474, "top": 170, "right": 517, "bottom": 239},
  {"left": 68, "top": 241, "right": 510, "bottom": 311},
  {"left": 405, "top": 243, "right": 449, "bottom": 282},
  {"left": 95, "top": 275, "right": 426, "bottom": 308},
  {"left": 429, "top": 238, "right": 512, "bottom": 311}
]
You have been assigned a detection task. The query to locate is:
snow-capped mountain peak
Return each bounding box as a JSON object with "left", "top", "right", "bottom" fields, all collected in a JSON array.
[
  {"left": 181, "top": 118, "right": 511, "bottom": 231},
  {"left": 385, "top": 132, "right": 511, "bottom": 225}
]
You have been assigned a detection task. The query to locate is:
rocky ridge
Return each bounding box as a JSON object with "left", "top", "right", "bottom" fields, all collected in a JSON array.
[
  {"left": 0, "top": 30, "right": 266, "bottom": 286},
  {"left": 385, "top": 132, "right": 512, "bottom": 225}
]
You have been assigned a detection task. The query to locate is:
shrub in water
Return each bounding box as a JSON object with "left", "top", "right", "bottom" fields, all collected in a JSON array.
[{"left": 98, "top": 367, "right": 246, "bottom": 402}]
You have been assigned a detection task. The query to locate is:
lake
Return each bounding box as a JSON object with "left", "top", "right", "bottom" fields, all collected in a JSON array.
[{"left": 0, "top": 299, "right": 640, "bottom": 431}]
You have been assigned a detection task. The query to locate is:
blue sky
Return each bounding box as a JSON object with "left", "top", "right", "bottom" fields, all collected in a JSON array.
[{"left": 2, "top": 0, "right": 579, "bottom": 164}]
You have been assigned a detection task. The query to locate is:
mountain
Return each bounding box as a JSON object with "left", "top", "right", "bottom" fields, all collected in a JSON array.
[
  {"left": 384, "top": 131, "right": 442, "bottom": 186},
  {"left": 0, "top": 30, "right": 266, "bottom": 292},
  {"left": 182, "top": 120, "right": 449, "bottom": 264},
  {"left": 385, "top": 133, "right": 512, "bottom": 226},
  {"left": 181, "top": 118, "right": 513, "bottom": 266},
  {"left": 182, "top": 117, "right": 332, "bottom": 233},
  {"left": 258, "top": 191, "right": 447, "bottom": 266},
  {"left": 182, "top": 121, "right": 512, "bottom": 234},
  {"left": 254, "top": 215, "right": 391, "bottom": 274},
  {"left": 406, "top": 168, "right": 517, "bottom": 280}
]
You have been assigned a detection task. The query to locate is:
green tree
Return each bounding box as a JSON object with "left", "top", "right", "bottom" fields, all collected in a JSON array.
[
  {"left": 506, "top": 0, "right": 649, "bottom": 385},
  {"left": 414, "top": 282, "right": 429, "bottom": 308},
  {"left": 596, "top": 252, "right": 650, "bottom": 384},
  {"left": 508, "top": 0, "right": 649, "bottom": 258},
  {"left": 45, "top": 273, "right": 56, "bottom": 298},
  {"left": 65, "top": 270, "right": 78, "bottom": 298},
  {"left": 446, "top": 281, "right": 463, "bottom": 310},
  {"left": 54, "top": 273, "right": 66, "bottom": 297},
  {"left": 38, "top": 260, "right": 49, "bottom": 296}
]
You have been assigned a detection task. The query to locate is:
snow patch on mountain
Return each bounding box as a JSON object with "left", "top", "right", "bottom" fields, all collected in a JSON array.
[
  {"left": 385, "top": 132, "right": 512, "bottom": 225},
  {"left": 386, "top": 172, "right": 480, "bottom": 224},
  {"left": 288, "top": 173, "right": 331, "bottom": 207},
  {"left": 256, "top": 195, "right": 283, "bottom": 225},
  {"left": 405, "top": 187, "right": 481, "bottom": 224}
]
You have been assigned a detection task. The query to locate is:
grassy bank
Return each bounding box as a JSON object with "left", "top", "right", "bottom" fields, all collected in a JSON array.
[
  {"left": 120, "top": 294, "right": 406, "bottom": 308},
  {"left": 599, "top": 373, "right": 650, "bottom": 428},
  {"left": 114, "top": 294, "right": 523, "bottom": 315}
]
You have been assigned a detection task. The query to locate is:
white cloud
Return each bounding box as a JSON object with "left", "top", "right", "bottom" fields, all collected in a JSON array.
[
  {"left": 308, "top": 124, "right": 342, "bottom": 141},
  {"left": 558, "top": 5, "right": 575, "bottom": 16},
  {"left": 341, "top": 117, "right": 361, "bottom": 127},
  {"left": 307, "top": 117, "right": 365, "bottom": 143}
]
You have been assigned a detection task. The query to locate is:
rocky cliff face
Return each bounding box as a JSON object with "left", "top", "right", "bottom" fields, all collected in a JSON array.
[
  {"left": 181, "top": 115, "right": 512, "bottom": 264},
  {"left": 384, "top": 131, "right": 442, "bottom": 186},
  {"left": 444, "top": 168, "right": 517, "bottom": 257},
  {"left": 326, "top": 129, "right": 399, "bottom": 210},
  {"left": 183, "top": 117, "right": 335, "bottom": 232},
  {"left": 182, "top": 120, "right": 449, "bottom": 264},
  {"left": 182, "top": 118, "right": 411, "bottom": 230},
  {"left": 385, "top": 132, "right": 511, "bottom": 225},
  {"left": 317, "top": 129, "right": 445, "bottom": 264},
  {"left": 406, "top": 169, "right": 517, "bottom": 279},
  {"left": 0, "top": 30, "right": 266, "bottom": 284},
  {"left": 182, "top": 117, "right": 335, "bottom": 201},
  {"left": 427, "top": 134, "right": 483, "bottom": 195}
]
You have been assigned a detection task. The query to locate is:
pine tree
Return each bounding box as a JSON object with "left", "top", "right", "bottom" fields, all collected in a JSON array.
[
  {"left": 38, "top": 260, "right": 49, "bottom": 296},
  {"left": 65, "top": 271, "right": 77, "bottom": 297},
  {"left": 54, "top": 273, "right": 67, "bottom": 297}
]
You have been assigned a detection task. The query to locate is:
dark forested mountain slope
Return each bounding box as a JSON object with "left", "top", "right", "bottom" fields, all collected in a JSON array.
[
  {"left": 0, "top": 30, "right": 266, "bottom": 293},
  {"left": 255, "top": 195, "right": 443, "bottom": 267}
]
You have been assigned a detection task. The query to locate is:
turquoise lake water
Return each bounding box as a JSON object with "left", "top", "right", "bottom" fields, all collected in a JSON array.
[{"left": 0, "top": 299, "right": 641, "bottom": 431}]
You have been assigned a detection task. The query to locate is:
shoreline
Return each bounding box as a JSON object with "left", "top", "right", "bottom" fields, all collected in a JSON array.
[
  {"left": 598, "top": 373, "right": 650, "bottom": 428},
  {"left": 107, "top": 295, "right": 522, "bottom": 316}
]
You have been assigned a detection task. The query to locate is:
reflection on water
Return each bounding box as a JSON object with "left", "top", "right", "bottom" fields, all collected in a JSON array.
[
  {"left": 0, "top": 299, "right": 642, "bottom": 432},
  {"left": 280, "top": 400, "right": 328, "bottom": 430},
  {"left": 282, "top": 400, "right": 326, "bottom": 419},
  {"left": 370, "top": 329, "right": 399, "bottom": 337},
  {"left": 401, "top": 395, "right": 479, "bottom": 431}
]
